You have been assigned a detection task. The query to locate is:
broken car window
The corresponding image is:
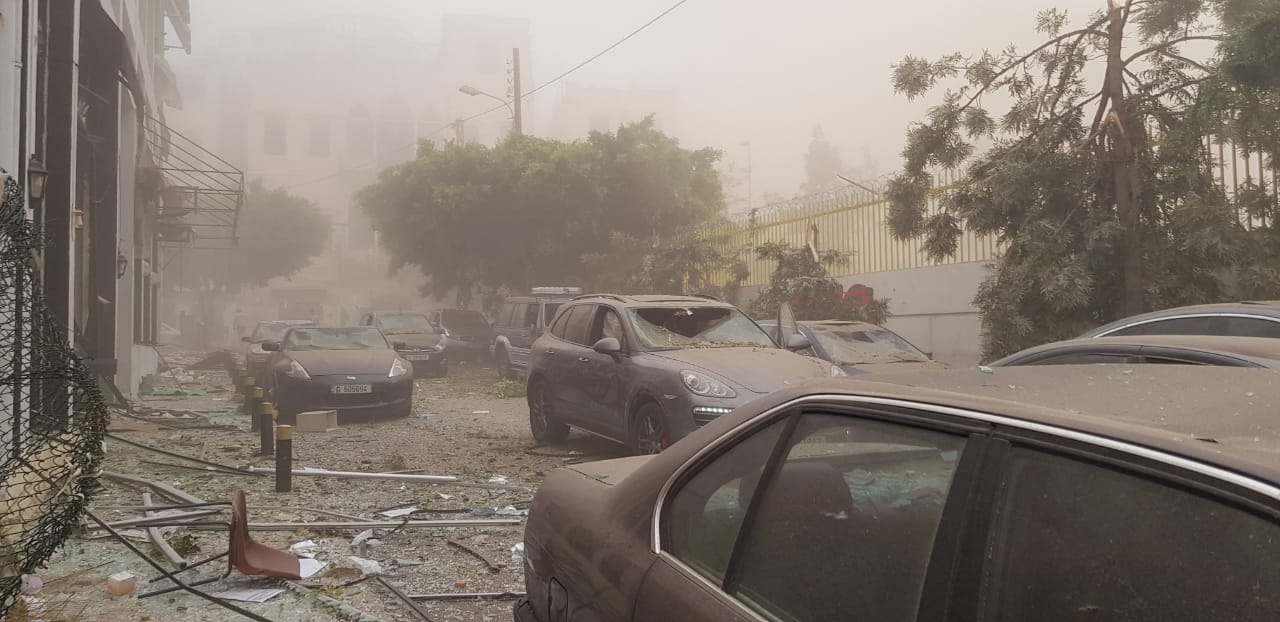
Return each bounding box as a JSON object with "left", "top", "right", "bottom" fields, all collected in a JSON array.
[
  {"left": 377, "top": 313, "right": 435, "bottom": 334},
  {"left": 807, "top": 324, "right": 930, "bottom": 365},
  {"left": 284, "top": 327, "right": 390, "bottom": 351},
  {"left": 629, "top": 307, "right": 775, "bottom": 350}
]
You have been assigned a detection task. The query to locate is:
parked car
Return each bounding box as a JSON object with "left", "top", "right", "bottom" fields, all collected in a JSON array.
[
  {"left": 991, "top": 334, "right": 1280, "bottom": 368},
  {"left": 241, "top": 320, "right": 312, "bottom": 383},
  {"left": 515, "top": 365, "right": 1280, "bottom": 622},
  {"left": 429, "top": 309, "right": 492, "bottom": 361},
  {"left": 360, "top": 311, "right": 447, "bottom": 377},
  {"left": 758, "top": 319, "right": 943, "bottom": 375},
  {"left": 1083, "top": 300, "right": 1280, "bottom": 338},
  {"left": 492, "top": 287, "right": 581, "bottom": 380},
  {"left": 526, "top": 295, "right": 842, "bottom": 454},
  {"left": 262, "top": 326, "right": 414, "bottom": 422}
]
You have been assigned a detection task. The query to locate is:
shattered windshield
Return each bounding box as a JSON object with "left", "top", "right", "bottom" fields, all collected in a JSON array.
[
  {"left": 808, "top": 324, "right": 929, "bottom": 365},
  {"left": 251, "top": 322, "right": 310, "bottom": 343},
  {"left": 284, "top": 327, "right": 389, "bottom": 351},
  {"left": 629, "top": 307, "right": 776, "bottom": 350},
  {"left": 378, "top": 314, "right": 434, "bottom": 334}
]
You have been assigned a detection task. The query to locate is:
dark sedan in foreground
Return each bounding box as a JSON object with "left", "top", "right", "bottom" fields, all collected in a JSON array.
[
  {"left": 263, "top": 326, "right": 414, "bottom": 422},
  {"left": 515, "top": 366, "right": 1280, "bottom": 622},
  {"left": 991, "top": 334, "right": 1280, "bottom": 368},
  {"left": 1083, "top": 300, "right": 1280, "bottom": 338}
]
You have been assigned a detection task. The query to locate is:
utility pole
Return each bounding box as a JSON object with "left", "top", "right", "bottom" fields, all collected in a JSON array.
[
  {"left": 452, "top": 119, "right": 465, "bottom": 144},
  {"left": 742, "top": 140, "right": 753, "bottom": 212},
  {"left": 511, "top": 48, "right": 523, "bottom": 136}
]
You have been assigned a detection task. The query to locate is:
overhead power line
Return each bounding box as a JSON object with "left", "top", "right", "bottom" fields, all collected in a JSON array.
[{"left": 284, "top": 0, "right": 693, "bottom": 191}]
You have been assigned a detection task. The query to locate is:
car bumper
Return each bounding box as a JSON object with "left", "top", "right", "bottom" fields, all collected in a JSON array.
[
  {"left": 665, "top": 393, "right": 759, "bottom": 441},
  {"left": 397, "top": 350, "right": 447, "bottom": 376},
  {"left": 276, "top": 373, "right": 414, "bottom": 421},
  {"left": 447, "top": 339, "right": 489, "bottom": 359},
  {"left": 512, "top": 598, "right": 539, "bottom": 622}
]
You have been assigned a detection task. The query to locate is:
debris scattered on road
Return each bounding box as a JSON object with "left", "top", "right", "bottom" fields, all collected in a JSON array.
[
  {"left": 378, "top": 506, "right": 421, "bottom": 518},
  {"left": 105, "top": 572, "right": 137, "bottom": 596},
  {"left": 212, "top": 587, "right": 286, "bottom": 603},
  {"left": 348, "top": 556, "right": 384, "bottom": 576}
]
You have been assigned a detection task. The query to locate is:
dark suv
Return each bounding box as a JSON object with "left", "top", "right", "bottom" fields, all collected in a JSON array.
[
  {"left": 492, "top": 288, "right": 581, "bottom": 380},
  {"left": 526, "top": 294, "right": 843, "bottom": 453}
]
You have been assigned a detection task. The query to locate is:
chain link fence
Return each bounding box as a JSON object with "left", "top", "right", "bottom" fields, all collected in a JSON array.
[{"left": 0, "top": 175, "right": 110, "bottom": 612}]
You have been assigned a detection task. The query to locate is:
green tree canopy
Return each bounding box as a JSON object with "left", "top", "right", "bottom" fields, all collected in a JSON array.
[
  {"left": 186, "top": 181, "right": 331, "bottom": 292},
  {"left": 749, "top": 242, "right": 890, "bottom": 324},
  {"left": 887, "top": 0, "right": 1280, "bottom": 359},
  {"left": 801, "top": 126, "right": 845, "bottom": 195},
  {"left": 358, "top": 117, "right": 725, "bottom": 300}
]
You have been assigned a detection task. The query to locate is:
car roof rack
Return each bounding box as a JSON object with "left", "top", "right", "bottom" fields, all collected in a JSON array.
[
  {"left": 690, "top": 293, "right": 724, "bottom": 302},
  {"left": 531, "top": 286, "right": 583, "bottom": 295},
  {"left": 571, "top": 293, "right": 631, "bottom": 303}
]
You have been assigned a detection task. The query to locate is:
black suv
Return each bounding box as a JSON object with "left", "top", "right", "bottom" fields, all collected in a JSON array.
[
  {"left": 492, "top": 287, "right": 581, "bottom": 380},
  {"left": 526, "top": 294, "right": 843, "bottom": 453}
]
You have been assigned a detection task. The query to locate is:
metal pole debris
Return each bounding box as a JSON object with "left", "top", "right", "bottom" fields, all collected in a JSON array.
[
  {"left": 140, "top": 459, "right": 262, "bottom": 478},
  {"left": 84, "top": 509, "right": 277, "bottom": 622},
  {"left": 102, "top": 509, "right": 223, "bottom": 529},
  {"left": 101, "top": 471, "right": 211, "bottom": 505},
  {"left": 143, "top": 492, "right": 187, "bottom": 568},
  {"left": 183, "top": 518, "right": 521, "bottom": 531},
  {"left": 106, "top": 433, "right": 263, "bottom": 476},
  {"left": 375, "top": 576, "right": 435, "bottom": 621},
  {"left": 446, "top": 539, "right": 503, "bottom": 573},
  {"left": 248, "top": 467, "right": 457, "bottom": 483},
  {"left": 409, "top": 591, "right": 526, "bottom": 601},
  {"left": 275, "top": 425, "right": 293, "bottom": 493}
]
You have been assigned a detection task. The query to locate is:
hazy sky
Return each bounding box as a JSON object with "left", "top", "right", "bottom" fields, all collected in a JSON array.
[{"left": 189, "top": 0, "right": 1105, "bottom": 204}]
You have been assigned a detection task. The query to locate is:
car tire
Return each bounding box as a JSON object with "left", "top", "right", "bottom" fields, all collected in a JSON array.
[
  {"left": 497, "top": 348, "right": 513, "bottom": 381},
  {"left": 528, "top": 380, "right": 569, "bottom": 444},
  {"left": 631, "top": 402, "right": 669, "bottom": 455}
]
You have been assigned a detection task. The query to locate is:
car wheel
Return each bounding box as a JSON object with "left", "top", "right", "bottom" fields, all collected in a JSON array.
[
  {"left": 632, "top": 402, "right": 669, "bottom": 455},
  {"left": 497, "top": 348, "right": 513, "bottom": 380},
  {"left": 528, "top": 380, "right": 569, "bottom": 444}
]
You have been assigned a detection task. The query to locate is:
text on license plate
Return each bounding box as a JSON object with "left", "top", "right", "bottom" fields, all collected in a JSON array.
[
  {"left": 407, "top": 354, "right": 431, "bottom": 361},
  {"left": 332, "top": 384, "right": 372, "bottom": 394}
]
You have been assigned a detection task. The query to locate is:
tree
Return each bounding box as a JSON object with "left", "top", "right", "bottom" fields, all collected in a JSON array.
[
  {"left": 749, "top": 242, "right": 890, "bottom": 324},
  {"left": 801, "top": 126, "right": 845, "bottom": 195},
  {"left": 358, "top": 117, "right": 725, "bottom": 299},
  {"left": 187, "top": 181, "right": 331, "bottom": 291},
  {"left": 886, "top": 1, "right": 1280, "bottom": 359}
]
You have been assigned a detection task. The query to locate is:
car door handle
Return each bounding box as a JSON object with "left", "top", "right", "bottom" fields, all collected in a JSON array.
[
  {"left": 544, "top": 349, "right": 556, "bottom": 355},
  {"left": 578, "top": 357, "right": 590, "bottom": 363}
]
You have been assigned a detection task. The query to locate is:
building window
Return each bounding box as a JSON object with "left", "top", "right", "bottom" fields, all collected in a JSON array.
[
  {"left": 309, "top": 118, "right": 331, "bottom": 157},
  {"left": 348, "top": 105, "right": 374, "bottom": 159},
  {"left": 263, "top": 114, "right": 286, "bottom": 156}
]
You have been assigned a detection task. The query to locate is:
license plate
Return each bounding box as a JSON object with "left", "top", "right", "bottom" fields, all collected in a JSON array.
[
  {"left": 332, "top": 384, "right": 372, "bottom": 394},
  {"left": 407, "top": 354, "right": 431, "bottom": 361}
]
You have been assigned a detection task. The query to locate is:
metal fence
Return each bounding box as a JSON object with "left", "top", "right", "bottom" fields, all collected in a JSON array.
[
  {"left": 689, "top": 170, "right": 1000, "bottom": 288},
  {"left": 0, "top": 176, "right": 109, "bottom": 612}
]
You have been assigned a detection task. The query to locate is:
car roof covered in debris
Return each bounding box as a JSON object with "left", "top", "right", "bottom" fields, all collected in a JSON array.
[
  {"left": 998, "top": 335, "right": 1280, "bottom": 365},
  {"left": 1084, "top": 300, "right": 1280, "bottom": 336},
  {"left": 764, "top": 365, "right": 1280, "bottom": 486},
  {"left": 571, "top": 293, "right": 733, "bottom": 307}
]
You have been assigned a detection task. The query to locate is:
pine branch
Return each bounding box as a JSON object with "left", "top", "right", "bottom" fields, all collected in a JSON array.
[{"left": 1146, "top": 48, "right": 1211, "bottom": 73}]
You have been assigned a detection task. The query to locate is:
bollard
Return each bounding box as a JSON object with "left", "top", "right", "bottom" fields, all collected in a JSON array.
[
  {"left": 275, "top": 425, "right": 293, "bottom": 493},
  {"left": 249, "top": 386, "right": 264, "bottom": 432},
  {"left": 260, "top": 402, "right": 276, "bottom": 456}
]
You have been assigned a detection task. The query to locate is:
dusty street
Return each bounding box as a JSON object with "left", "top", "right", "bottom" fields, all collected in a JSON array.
[{"left": 32, "top": 362, "right": 628, "bottom": 622}]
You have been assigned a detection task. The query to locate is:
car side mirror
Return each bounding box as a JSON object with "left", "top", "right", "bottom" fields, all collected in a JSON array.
[
  {"left": 241, "top": 336, "right": 252, "bottom": 343},
  {"left": 261, "top": 341, "right": 281, "bottom": 352},
  {"left": 786, "top": 334, "right": 812, "bottom": 351},
  {"left": 392, "top": 341, "right": 407, "bottom": 350},
  {"left": 593, "top": 337, "right": 623, "bottom": 360}
]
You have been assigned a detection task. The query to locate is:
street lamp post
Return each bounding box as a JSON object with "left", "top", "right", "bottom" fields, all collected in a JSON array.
[{"left": 458, "top": 85, "right": 521, "bottom": 136}]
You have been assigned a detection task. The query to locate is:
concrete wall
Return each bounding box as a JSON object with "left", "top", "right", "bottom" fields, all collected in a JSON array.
[{"left": 742, "top": 260, "right": 991, "bottom": 367}]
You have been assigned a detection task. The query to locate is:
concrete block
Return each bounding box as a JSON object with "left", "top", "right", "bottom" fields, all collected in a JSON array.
[{"left": 296, "top": 410, "right": 338, "bottom": 433}]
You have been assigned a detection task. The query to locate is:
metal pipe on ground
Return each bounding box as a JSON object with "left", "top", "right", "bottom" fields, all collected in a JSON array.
[
  {"left": 179, "top": 518, "right": 521, "bottom": 531},
  {"left": 409, "top": 591, "right": 526, "bottom": 601},
  {"left": 101, "top": 471, "right": 208, "bottom": 504},
  {"left": 143, "top": 492, "right": 188, "bottom": 568},
  {"left": 248, "top": 467, "right": 457, "bottom": 484},
  {"left": 105, "top": 434, "right": 263, "bottom": 477}
]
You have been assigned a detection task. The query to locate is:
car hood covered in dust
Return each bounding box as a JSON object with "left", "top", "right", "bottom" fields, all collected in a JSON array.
[
  {"left": 649, "top": 346, "right": 833, "bottom": 393},
  {"left": 387, "top": 332, "right": 443, "bottom": 349},
  {"left": 288, "top": 350, "right": 399, "bottom": 376}
]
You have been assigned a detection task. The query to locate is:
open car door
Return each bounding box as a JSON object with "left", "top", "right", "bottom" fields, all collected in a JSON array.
[{"left": 773, "top": 302, "right": 800, "bottom": 349}]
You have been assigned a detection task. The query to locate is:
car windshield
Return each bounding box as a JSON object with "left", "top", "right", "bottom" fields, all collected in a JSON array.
[
  {"left": 378, "top": 313, "right": 434, "bottom": 334},
  {"left": 807, "top": 323, "right": 930, "bottom": 365},
  {"left": 251, "top": 322, "right": 309, "bottom": 342},
  {"left": 284, "top": 327, "right": 389, "bottom": 351},
  {"left": 441, "top": 310, "right": 490, "bottom": 334},
  {"left": 629, "top": 307, "right": 776, "bottom": 350}
]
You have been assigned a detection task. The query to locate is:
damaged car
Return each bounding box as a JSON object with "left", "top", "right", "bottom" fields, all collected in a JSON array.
[
  {"left": 515, "top": 365, "right": 1280, "bottom": 622},
  {"left": 361, "top": 310, "right": 448, "bottom": 377},
  {"left": 241, "top": 319, "right": 312, "bottom": 384},
  {"left": 262, "top": 326, "right": 414, "bottom": 422},
  {"left": 429, "top": 308, "right": 493, "bottom": 361},
  {"left": 759, "top": 319, "right": 942, "bottom": 375},
  {"left": 526, "top": 295, "right": 842, "bottom": 454}
]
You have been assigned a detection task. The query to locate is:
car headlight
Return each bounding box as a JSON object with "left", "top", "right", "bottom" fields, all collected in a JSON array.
[
  {"left": 681, "top": 370, "right": 737, "bottom": 398},
  {"left": 285, "top": 359, "right": 310, "bottom": 379},
  {"left": 830, "top": 365, "right": 848, "bottom": 377},
  {"left": 389, "top": 358, "right": 409, "bottom": 378}
]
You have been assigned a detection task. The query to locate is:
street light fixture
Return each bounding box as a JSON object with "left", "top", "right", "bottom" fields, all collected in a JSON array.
[
  {"left": 27, "top": 156, "right": 48, "bottom": 200},
  {"left": 457, "top": 84, "right": 521, "bottom": 135}
]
